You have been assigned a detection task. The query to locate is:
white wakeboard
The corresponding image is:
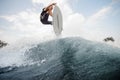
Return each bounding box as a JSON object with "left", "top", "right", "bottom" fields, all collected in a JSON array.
[{"left": 53, "top": 5, "right": 63, "bottom": 36}]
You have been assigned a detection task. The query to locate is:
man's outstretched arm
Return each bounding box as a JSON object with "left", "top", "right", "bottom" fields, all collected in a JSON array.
[{"left": 45, "top": 3, "right": 56, "bottom": 11}]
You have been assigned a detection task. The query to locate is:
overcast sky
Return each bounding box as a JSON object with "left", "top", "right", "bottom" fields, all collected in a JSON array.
[{"left": 0, "top": 0, "right": 120, "bottom": 47}]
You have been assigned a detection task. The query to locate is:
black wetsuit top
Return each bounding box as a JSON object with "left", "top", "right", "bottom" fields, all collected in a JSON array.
[{"left": 40, "top": 8, "right": 52, "bottom": 25}]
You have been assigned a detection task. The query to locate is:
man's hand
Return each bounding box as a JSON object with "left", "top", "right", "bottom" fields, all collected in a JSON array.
[{"left": 52, "top": 3, "right": 56, "bottom": 5}]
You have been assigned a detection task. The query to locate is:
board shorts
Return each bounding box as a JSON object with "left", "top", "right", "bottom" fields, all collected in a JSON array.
[{"left": 40, "top": 12, "right": 52, "bottom": 25}]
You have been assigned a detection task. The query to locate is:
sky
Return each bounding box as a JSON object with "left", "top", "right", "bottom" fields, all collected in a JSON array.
[{"left": 0, "top": 0, "right": 120, "bottom": 47}]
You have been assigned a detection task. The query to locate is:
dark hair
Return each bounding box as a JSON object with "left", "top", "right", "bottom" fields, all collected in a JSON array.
[{"left": 42, "top": 8, "right": 49, "bottom": 11}]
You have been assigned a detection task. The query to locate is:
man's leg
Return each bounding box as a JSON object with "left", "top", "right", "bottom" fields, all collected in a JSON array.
[
  {"left": 42, "top": 13, "right": 52, "bottom": 25},
  {"left": 43, "top": 21, "right": 52, "bottom": 25},
  {"left": 47, "top": 21, "right": 52, "bottom": 25}
]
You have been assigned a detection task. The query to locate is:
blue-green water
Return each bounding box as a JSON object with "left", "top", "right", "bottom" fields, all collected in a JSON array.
[{"left": 0, "top": 37, "right": 120, "bottom": 80}]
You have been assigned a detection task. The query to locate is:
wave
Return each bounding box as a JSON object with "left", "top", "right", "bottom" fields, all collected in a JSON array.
[{"left": 0, "top": 37, "right": 120, "bottom": 80}]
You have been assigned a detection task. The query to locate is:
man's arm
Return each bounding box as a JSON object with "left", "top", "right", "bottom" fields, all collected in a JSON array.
[
  {"left": 49, "top": 11, "right": 53, "bottom": 16},
  {"left": 45, "top": 3, "right": 56, "bottom": 11}
]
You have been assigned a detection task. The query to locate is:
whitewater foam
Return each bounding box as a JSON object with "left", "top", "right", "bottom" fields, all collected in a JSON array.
[{"left": 0, "top": 37, "right": 120, "bottom": 80}]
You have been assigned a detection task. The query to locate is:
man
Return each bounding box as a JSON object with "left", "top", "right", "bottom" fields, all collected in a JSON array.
[{"left": 40, "top": 3, "right": 56, "bottom": 25}]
